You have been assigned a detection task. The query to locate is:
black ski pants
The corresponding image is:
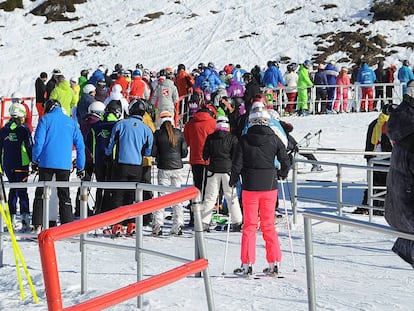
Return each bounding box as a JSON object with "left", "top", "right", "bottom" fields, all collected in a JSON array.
[{"left": 32, "top": 168, "right": 72, "bottom": 227}]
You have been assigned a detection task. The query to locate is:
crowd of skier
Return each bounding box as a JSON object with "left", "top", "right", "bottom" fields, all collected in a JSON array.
[{"left": 2, "top": 57, "right": 414, "bottom": 274}]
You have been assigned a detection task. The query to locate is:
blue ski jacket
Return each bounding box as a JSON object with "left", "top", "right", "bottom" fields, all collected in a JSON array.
[
  {"left": 105, "top": 115, "right": 153, "bottom": 165},
  {"left": 33, "top": 107, "right": 85, "bottom": 170}
]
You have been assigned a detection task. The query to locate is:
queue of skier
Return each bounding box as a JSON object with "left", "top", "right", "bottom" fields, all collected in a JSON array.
[{"left": 2, "top": 58, "right": 409, "bottom": 275}]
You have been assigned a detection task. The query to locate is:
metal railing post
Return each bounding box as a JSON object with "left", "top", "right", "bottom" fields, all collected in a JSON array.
[
  {"left": 80, "top": 183, "right": 89, "bottom": 294},
  {"left": 192, "top": 191, "right": 215, "bottom": 310},
  {"left": 367, "top": 159, "right": 374, "bottom": 222},
  {"left": 292, "top": 160, "right": 298, "bottom": 225},
  {"left": 336, "top": 164, "right": 343, "bottom": 232},
  {"left": 135, "top": 186, "right": 144, "bottom": 310},
  {"left": 304, "top": 216, "right": 316, "bottom": 311},
  {"left": 310, "top": 85, "right": 316, "bottom": 114},
  {"left": 42, "top": 183, "right": 51, "bottom": 230}
]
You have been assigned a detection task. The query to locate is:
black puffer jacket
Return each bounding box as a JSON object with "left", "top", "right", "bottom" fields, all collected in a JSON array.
[
  {"left": 243, "top": 79, "right": 261, "bottom": 113},
  {"left": 385, "top": 95, "right": 414, "bottom": 233},
  {"left": 230, "top": 125, "right": 290, "bottom": 191},
  {"left": 152, "top": 127, "right": 188, "bottom": 170},
  {"left": 203, "top": 130, "right": 238, "bottom": 173}
]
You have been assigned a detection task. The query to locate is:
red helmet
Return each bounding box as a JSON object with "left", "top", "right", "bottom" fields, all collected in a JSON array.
[{"left": 203, "top": 103, "right": 217, "bottom": 118}]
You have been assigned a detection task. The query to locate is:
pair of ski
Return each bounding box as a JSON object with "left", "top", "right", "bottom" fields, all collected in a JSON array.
[{"left": 221, "top": 272, "right": 284, "bottom": 280}]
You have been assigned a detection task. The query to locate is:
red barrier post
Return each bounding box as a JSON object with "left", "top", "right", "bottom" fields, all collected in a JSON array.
[
  {"left": 65, "top": 259, "right": 208, "bottom": 311},
  {"left": 38, "top": 186, "right": 201, "bottom": 311}
]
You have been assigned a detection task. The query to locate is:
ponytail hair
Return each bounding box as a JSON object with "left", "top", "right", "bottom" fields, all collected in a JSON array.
[{"left": 163, "top": 121, "right": 177, "bottom": 147}]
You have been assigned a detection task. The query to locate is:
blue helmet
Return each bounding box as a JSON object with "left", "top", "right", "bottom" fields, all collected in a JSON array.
[
  {"left": 132, "top": 69, "right": 142, "bottom": 77},
  {"left": 304, "top": 59, "right": 312, "bottom": 68}
]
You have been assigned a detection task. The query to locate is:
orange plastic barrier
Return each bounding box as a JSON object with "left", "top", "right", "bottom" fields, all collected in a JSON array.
[{"left": 38, "top": 186, "right": 203, "bottom": 311}]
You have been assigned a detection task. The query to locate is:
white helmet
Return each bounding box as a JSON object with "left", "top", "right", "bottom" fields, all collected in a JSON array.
[
  {"left": 9, "top": 103, "right": 26, "bottom": 118},
  {"left": 216, "top": 116, "right": 230, "bottom": 131},
  {"left": 157, "top": 111, "right": 174, "bottom": 129},
  {"left": 83, "top": 84, "right": 96, "bottom": 95},
  {"left": 249, "top": 110, "right": 270, "bottom": 126},
  {"left": 251, "top": 101, "right": 265, "bottom": 112},
  {"left": 88, "top": 101, "right": 106, "bottom": 117}
]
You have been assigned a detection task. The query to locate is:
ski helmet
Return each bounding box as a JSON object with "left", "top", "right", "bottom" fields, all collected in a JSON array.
[
  {"left": 249, "top": 110, "right": 270, "bottom": 126},
  {"left": 251, "top": 101, "right": 266, "bottom": 112},
  {"left": 43, "top": 99, "right": 61, "bottom": 113},
  {"left": 132, "top": 69, "right": 142, "bottom": 77},
  {"left": 157, "top": 111, "right": 174, "bottom": 129},
  {"left": 9, "top": 102, "right": 26, "bottom": 118},
  {"left": 128, "top": 98, "right": 147, "bottom": 116},
  {"left": 105, "top": 100, "right": 122, "bottom": 119},
  {"left": 87, "top": 101, "right": 106, "bottom": 118},
  {"left": 178, "top": 64, "right": 186, "bottom": 71},
  {"left": 80, "top": 69, "right": 89, "bottom": 78},
  {"left": 403, "top": 60, "right": 410, "bottom": 67},
  {"left": 97, "top": 79, "right": 106, "bottom": 88},
  {"left": 216, "top": 116, "right": 230, "bottom": 131},
  {"left": 114, "top": 63, "right": 123, "bottom": 72},
  {"left": 198, "top": 62, "right": 206, "bottom": 70},
  {"left": 232, "top": 97, "right": 244, "bottom": 108},
  {"left": 166, "top": 72, "right": 175, "bottom": 80},
  {"left": 83, "top": 84, "right": 96, "bottom": 95},
  {"left": 304, "top": 59, "right": 312, "bottom": 69},
  {"left": 242, "top": 72, "right": 252, "bottom": 83},
  {"left": 202, "top": 103, "right": 217, "bottom": 118},
  {"left": 158, "top": 69, "right": 167, "bottom": 78}
]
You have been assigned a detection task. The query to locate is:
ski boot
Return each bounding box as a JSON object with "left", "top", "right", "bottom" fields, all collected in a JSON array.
[
  {"left": 111, "top": 224, "right": 125, "bottom": 237},
  {"left": 170, "top": 224, "right": 183, "bottom": 236},
  {"left": 21, "top": 213, "right": 31, "bottom": 232},
  {"left": 263, "top": 262, "right": 280, "bottom": 277},
  {"left": 126, "top": 223, "right": 136, "bottom": 236},
  {"left": 234, "top": 264, "right": 253, "bottom": 277},
  {"left": 311, "top": 164, "right": 323, "bottom": 172},
  {"left": 152, "top": 224, "right": 163, "bottom": 236}
]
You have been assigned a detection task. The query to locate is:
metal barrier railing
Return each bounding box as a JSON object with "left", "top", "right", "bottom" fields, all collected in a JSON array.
[
  {"left": 291, "top": 149, "right": 391, "bottom": 230},
  {"left": 302, "top": 210, "right": 414, "bottom": 311},
  {"left": 262, "top": 82, "right": 404, "bottom": 116},
  {"left": 0, "top": 181, "right": 215, "bottom": 310}
]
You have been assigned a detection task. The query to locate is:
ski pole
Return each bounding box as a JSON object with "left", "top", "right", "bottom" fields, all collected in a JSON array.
[
  {"left": 0, "top": 197, "right": 38, "bottom": 302},
  {"left": 221, "top": 186, "right": 234, "bottom": 275},
  {"left": 185, "top": 165, "right": 191, "bottom": 186},
  {"left": 280, "top": 179, "right": 297, "bottom": 272},
  {"left": 0, "top": 168, "right": 38, "bottom": 303}
]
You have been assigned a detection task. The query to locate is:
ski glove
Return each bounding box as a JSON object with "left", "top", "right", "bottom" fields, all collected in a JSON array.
[
  {"left": 31, "top": 162, "right": 39, "bottom": 174},
  {"left": 229, "top": 174, "right": 239, "bottom": 188},
  {"left": 76, "top": 169, "right": 86, "bottom": 180},
  {"left": 277, "top": 171, "right": 287, "bottom": 180}
]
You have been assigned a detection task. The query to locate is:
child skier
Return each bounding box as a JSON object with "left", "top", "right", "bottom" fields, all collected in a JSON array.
[{"left": 0, "top": 102, "right": 33, "bottom": 231}]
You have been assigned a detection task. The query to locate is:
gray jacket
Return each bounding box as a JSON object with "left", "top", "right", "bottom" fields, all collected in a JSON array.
[{"left": 151, "top": 78, "right": 179, "bottom": 115}]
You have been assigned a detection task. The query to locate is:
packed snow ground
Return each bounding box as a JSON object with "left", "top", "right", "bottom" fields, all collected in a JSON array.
[{"left": 0, "top": 1, "right": 413, "bottom": 310}]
